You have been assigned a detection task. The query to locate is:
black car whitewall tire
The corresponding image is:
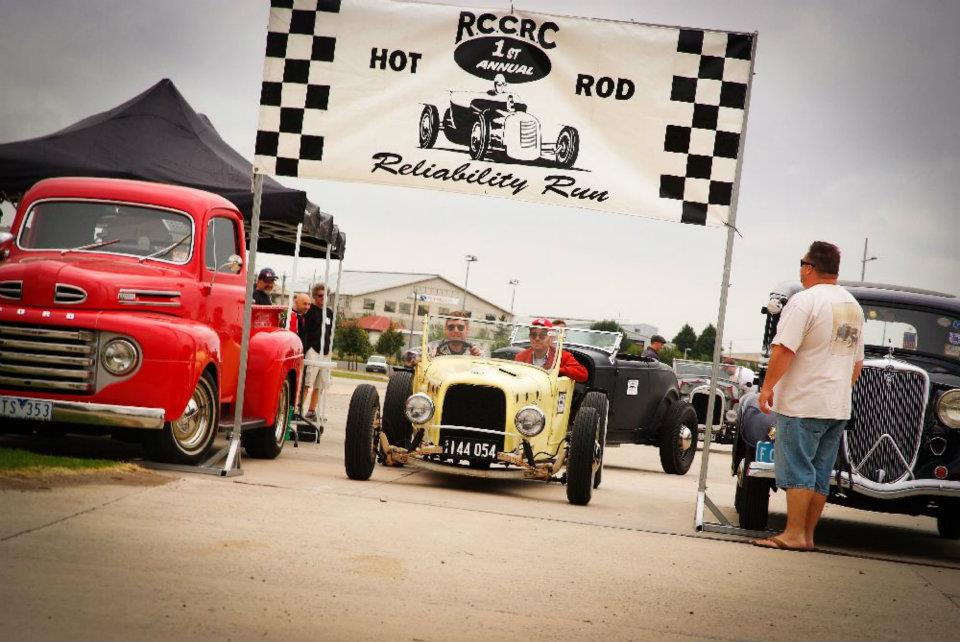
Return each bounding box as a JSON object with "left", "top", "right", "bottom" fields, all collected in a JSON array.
[
  {"left": 658, "top": 400, "right": 699, "bottom": 475},
  {"left": 243, "top": 377, "right": 290, "bottom": 459},
  {"left": 344, "top": 384, "right": 381, "bottom": 480},
  {"left": 566, "top": 406, "right": 600, "bottom": 505},
  {"left": 736, "top": 451, "right": 771, "bottom": 530},
  {"left": 143, "top": 372, "right": 219, "bottom": 465},
  {"left": 419, "top": 105, "right": 439, "bottom": 149}
]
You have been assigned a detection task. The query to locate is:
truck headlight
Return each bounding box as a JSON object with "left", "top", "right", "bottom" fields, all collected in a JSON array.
[
  {"left": 101, "top": 338, "right": 139, "bottom": 376},
  {"left": 515, "top": 406, "right": 545, "bottom": 437},
  {"left": 938, "top": 390, "right": 960, "bottom": 429},
  {"left": 404, "top": 393, "right": 434, "bottom": 424}
]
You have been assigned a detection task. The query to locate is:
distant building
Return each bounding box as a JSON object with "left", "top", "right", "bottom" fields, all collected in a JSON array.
[{"left": 283, "top": 271, "right": 511, "bottom": 344}]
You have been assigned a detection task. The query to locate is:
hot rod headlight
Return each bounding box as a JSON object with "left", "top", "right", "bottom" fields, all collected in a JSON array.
[
  {"left": 938, "top": 389, "right": 960, "bottom": 429},
  {"left": 101, "top": 338, "right": 139, "bottom": 376},
  {"left": 404, "top": 393, "right": 434, "bottom": 424},
  {"left": 515, "top": 406, "right": 546, "bottom": 437}
]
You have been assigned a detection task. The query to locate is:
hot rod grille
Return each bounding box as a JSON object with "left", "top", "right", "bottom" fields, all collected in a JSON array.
[
  {"left": 844, "top": 361, "right": 927, "bottom": 484},
  {"left": 691, "top": 391, "right": 723, "bottom": 426},
  {"left": 0, "top": 323, "right": 97, "bottom": 394},
  {"left": 440, "top": 385, "right": 506, "bottom": 451},
  {"left": 519, "top": 120, "right": 538, "bottom": 148}
]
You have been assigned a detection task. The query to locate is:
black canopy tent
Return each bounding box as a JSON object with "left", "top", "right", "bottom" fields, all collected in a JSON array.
[{"left": 0, "top": 78, "right": 343, "bottom": 259}]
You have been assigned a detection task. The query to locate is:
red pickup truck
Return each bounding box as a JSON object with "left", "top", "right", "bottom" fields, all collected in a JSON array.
[{"left": 0, "top": 177, "right": 303, "bottom": 464}]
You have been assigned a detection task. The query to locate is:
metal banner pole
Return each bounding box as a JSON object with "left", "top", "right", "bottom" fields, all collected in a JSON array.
[
  {"left": 408, "top": 289, "right": 418, "bottom": 348},
  {"left": 285, "top": 223, "right": 303, "bottom": 330},
  {"left": 318, "top": 248, "right": 343, "bottom": 427},
  {"left": 223, "top": 171, "right": 265, "bottom": 474},
  {"left": 694, "top": 32, "right": 760, "bottom": 533}
]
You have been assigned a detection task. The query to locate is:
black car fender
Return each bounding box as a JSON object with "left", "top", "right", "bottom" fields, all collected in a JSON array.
[{"left": 651, "top": 387, "right": 681, "bottom": 434}]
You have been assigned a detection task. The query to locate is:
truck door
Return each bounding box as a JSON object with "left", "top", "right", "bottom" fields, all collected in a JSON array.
[{"left": 202, "top": 213, "right": 245, "bottom": 400}]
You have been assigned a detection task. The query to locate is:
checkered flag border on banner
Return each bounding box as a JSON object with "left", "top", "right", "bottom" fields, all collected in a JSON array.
[
  {"left": 659, "top": 29, "right": 753, "bottom": 225},
  {"left": 255, "top": 0, "right": 341, "bottom": 177}
]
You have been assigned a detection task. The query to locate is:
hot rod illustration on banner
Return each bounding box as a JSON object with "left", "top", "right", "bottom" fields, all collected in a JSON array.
[{"left": 255, "top": 0, "right": 754, "bottom": 226}]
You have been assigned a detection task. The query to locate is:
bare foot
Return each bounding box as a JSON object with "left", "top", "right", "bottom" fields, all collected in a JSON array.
[{"left": 752, "top": 535, "right": 810, "bottom": 551}]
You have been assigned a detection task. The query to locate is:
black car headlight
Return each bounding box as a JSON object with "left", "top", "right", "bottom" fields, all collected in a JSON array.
[
  {"left": 515, "top": 406, "right": 545, "bottom": 437},
  {"left": 938, "top": 389, "right": 960, "bottom": 429},
  {"left": 101, "top": 338, "right": 139, "bottom": 376},
  {"left": 404, "top": 393, "right": 434, "bottom": 424}
]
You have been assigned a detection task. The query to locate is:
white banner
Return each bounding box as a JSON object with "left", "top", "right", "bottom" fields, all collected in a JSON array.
[
  {"left": 412, "top": 293, "right": 461, "bottom": 305},
  {"left": 255, "top": 0, "right": 755, "bottom": 226}
]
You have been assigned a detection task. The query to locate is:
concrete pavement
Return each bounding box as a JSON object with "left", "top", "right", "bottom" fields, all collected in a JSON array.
[{"left": 2, "top": 377, "right": 959, "bottom": 641}]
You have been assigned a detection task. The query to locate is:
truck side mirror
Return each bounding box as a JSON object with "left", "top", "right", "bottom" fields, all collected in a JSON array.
[{"left": 0, "top": 232, "right": 13, "bottom": 262}]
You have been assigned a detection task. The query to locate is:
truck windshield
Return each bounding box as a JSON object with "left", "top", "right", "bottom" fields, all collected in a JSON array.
[{"left": 18, "top": 200, "right": 194, "bottom": 264}]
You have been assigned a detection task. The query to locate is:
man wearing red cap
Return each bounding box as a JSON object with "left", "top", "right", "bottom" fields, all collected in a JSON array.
[{"left": 515, "top": 318, "right": 588, "bottom": 383}]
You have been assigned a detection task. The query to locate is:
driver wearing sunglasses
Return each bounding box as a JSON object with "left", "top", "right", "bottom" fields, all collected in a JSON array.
[
  {"left": 514, "top": 318, "right": 588, "bottom": 382},
  {"left": 427, "top": 312, "right": 483, "bottom": 357}
]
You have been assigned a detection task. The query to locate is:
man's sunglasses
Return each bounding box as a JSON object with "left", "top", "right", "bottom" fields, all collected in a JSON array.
[
  {"left": 445, "top": 323, "right": 466, "bottom": 331},
  {"left": 800, "top": 260, "right": 816, "bottom": 268},
  {"left": 529, "top": 329, "right": 549, "bottom": 339}
]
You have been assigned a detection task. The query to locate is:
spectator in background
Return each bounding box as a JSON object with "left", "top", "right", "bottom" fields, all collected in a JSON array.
[
  {"left": 253, "top": 267, "right": 277, "bottom": 305},
  {"left": 302, "top": 283, "right": 334, "bottom": 421},
  {"left": 642, "top": 335, "right": 666, "bottom": 360},
  {"left": 292, "top": 292, "right": 311, "bottom": 344}
]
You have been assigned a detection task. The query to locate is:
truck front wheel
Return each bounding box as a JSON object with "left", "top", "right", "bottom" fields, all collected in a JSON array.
[
  {"left": 143, "top": 372, "right": 219, "bottom": 465},
  {"left": 243, "top": 377, "right": 291, "bottom": 459}
]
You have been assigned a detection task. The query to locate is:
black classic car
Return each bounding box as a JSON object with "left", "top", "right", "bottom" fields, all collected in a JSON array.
[
  {"left": 495, "top": 326, "right": 700, "bottom": 475},
  {"left": 419, "top": 90, "right": 579, "bottom": 168},
  {"left": 734, "top": 281, "right": 960, "bottom": 538}
]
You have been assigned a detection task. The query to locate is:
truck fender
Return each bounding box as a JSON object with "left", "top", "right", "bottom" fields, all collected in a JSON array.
[{"left": 242, "top": 329, "right": 304, "bottom": 425}]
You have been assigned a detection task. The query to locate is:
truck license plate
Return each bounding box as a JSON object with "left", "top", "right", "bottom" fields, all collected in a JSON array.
[
  {"left": 0, "top": 396, "right": 53, "bottom": 422},
  {"left": 442, "top": 438, "right": 497, "bottom": 460}
]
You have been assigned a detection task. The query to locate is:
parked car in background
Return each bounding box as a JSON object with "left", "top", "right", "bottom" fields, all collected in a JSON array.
[
  {"left": 674, "top": 359, "right": 751, "bottom": 445},
  {"left": 0, "top": 177, "right": 302, "bottom": 465},
  {"left": 734, "top": 281, "right": 960, "bottom": 538},
  {"left": 365, "top": 354, "right": 389, "bottom": 374}
]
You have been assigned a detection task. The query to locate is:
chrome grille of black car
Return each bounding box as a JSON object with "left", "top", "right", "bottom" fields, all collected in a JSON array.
[
  {"left": 0, "top": 280, "right": 22, "bottom": 300},
  {"left": 844, "top": 360, "right": 927, "bottom": 484},
  {"left": 0, "top": 323, "right": 98, "bottom": 394},
  {"left": 519, "top": 119, "right": 538, "bottom": 148},
  {"left": 440, "top": 385, "right": 507, "bottom": 452},
  {"left": 54, "top": 283, "right": 87, "bottom": 304}
]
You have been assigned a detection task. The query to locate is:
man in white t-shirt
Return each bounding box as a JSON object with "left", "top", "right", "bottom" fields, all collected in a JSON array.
[{"left": 754, "top": 241, "right": 865, "bottom": 552}]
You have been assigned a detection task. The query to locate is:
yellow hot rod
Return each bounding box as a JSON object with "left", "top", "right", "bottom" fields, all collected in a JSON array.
[{"left": 343, "top": 315, "right": 607, "bottom": 505}]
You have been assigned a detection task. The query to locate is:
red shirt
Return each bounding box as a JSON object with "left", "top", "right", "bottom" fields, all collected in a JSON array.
[{"left": 514, "top": 347, "right": 588, "bottom": 383}]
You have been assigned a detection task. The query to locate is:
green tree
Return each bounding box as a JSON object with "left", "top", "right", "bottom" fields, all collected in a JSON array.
[
  {"left": 695, "top": 324, "right": 717, "bottom": 360},
  {"left": 491, "top": 323, "right": 512, "bottom": 351},
  {"left": 334, "top": 322, "right": 372, "bottom": 363},
  {"left": 375, "top": 327, "right": 405, "bottom": 361},
  {"left": 657, "top": 346, "right": 681, "bottom": 366},
  {"left": 672, "top": 324, "right": 698, "bottom": 356}
]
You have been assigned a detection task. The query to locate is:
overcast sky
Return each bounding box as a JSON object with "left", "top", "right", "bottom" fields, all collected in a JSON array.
[{"left": 1, "top": 0, "right": 957, "bottom": 353}]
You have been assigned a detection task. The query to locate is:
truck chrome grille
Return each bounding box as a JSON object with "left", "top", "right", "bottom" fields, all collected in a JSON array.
[
  {"left": 844, "top": 360, "right": 928, "bottom": 484},
  {"left": 55, "top": 283, "right": 87, "bottom": 304},
  {"left": 0, "top": 323, "right": 98, "bottom": 394},
  {"left": 0, "top": 280, "right": 22, "bottom": 300},
  {"left": 519, "top": 120, "right": 538, "bottom": 148}
]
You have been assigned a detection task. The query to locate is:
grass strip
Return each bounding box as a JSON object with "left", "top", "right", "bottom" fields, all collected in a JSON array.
[{"left": 0, "top": 447, "right": 136, "bottom": 476}]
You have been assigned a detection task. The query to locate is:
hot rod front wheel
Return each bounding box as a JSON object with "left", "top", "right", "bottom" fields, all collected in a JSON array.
[
  {"left": 469, "top": 116, "right": 490, "bottom": 160},
  {"left": 143, "top": 372, "right": 219, "bottom": 465},
  {"left": 566, "top": 406, "right": 600, "bottom": 505},
  {"left": 344, "top": 384, "right": 381, "bottom": 480},
  {"left": 554, "top": 126, "right": 579, "bottom": 169}
]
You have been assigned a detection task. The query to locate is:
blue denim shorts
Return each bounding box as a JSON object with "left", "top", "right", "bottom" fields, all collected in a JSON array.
[{"left": 774, "top": 414, "right": 847, "bottom": 496}]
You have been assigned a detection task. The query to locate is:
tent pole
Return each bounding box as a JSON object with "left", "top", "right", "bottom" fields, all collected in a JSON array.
[
  {"left": 223, "top": 170, "right": 265, "bottom": 474},
  {"left": 695, "top": 32, "right": 760, "bottom": 533},
  {"left": 285, "top": 223, "right": 303, "bottom": 330},
  {"left": 319, "top": 250, "right": 343, "bottom": 426}
]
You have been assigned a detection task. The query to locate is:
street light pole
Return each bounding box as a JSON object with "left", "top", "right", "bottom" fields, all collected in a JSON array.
[
  {"left": 462, "top": 254, "right": 477, "bottom": 311},
  {"left": 861, "top": 237, "right": 878, "bottom": 282},
  {"left": 508, "top": 279, "right": 519, "bottom": 318}
]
